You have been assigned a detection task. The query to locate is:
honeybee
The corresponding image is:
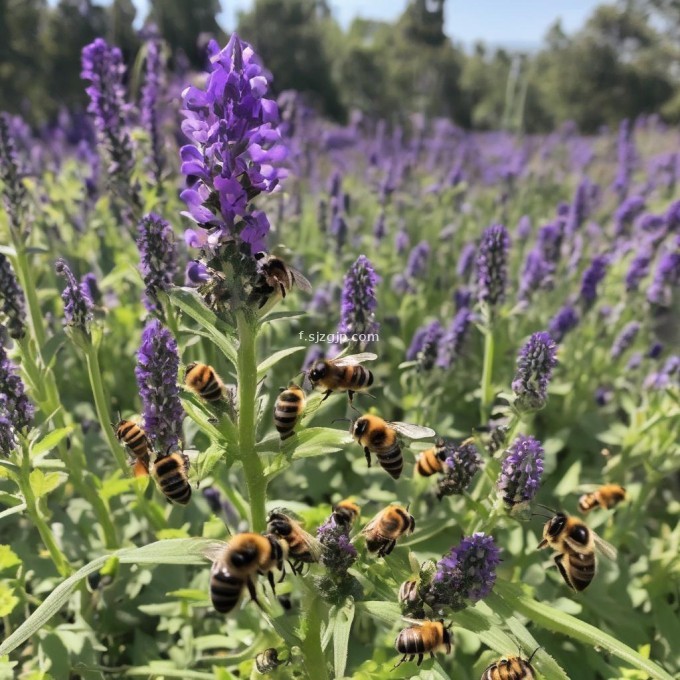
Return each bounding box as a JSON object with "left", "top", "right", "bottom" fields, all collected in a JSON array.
[
  {"left": 481, "top": 649, "right": 539, "bottom": 680},
  {"left": 184, "top": 362, "right": 225, "bottom": 402},
  {"left": 267, "top": 510, "right": 323, "bottom": 573},
  {"left": 114, "top": 419, "right": 150, "bottom": 461},
  {"left": 538, "top": 511, "right": 617, "bottom": 591},
  {"left": 578, "top": 484, "right": 627, "bottom": 513},
  {"left": 351, "top": 415, "right": 435, "bottom": 479},
  {"left": 255, "top": 647, "right": 284, "bottom": 673},
  {"left": 394, "top": 619, "right": 452, "bottom": 667},
  {"left": 415, "top": 437, "right": 446, "bottom": 477},
  {"left": 361, "top": 504, "right": 415, "bottom": 557},
  {"left": 274, "top": 383, "right": 305, "bottom": 440},
  {"left": 252, "top": 252, "right": 312, "bottom": 307},
  {"left": 308, "top": 352, "right": 377, "bottom": 405},
  {"left": 132, "top": 458, "right": 150, "bottom": 478},
  {"left": 208, "top": 533, "right": 288, "bottom": 614},
  {"left": 152, "top": 450, "right": 192, "bottom": 505},
  {"left": 332, "top": 499, "right": 360, "bottom": 528}
]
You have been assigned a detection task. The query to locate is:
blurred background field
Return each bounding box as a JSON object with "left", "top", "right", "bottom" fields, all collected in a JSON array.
[{"left": 0, "top": 2, "right": 679, "bottom": 680}]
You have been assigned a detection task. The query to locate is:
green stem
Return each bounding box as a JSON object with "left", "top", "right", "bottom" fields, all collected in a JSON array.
[
  {"left": 18, "top": 444, "right": 71, "bottom": 577},
  {"left": 301, "top": 596, "right": 329, "bottom": 680},
  {"left": 12, "top": 240, "right": 47, "bottom": 349},
  {"left": 235, "top": 310, "right": 267, "bottom": 532},
  {"left": 84, "top": 344, "right": 165, "bottom": 533},
  {"left": 479, "top": 321, "right": 495, "bottom": 424}
]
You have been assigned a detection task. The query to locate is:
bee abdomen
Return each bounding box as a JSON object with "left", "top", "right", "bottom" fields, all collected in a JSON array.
[
  {"left": 348, "top": 365, "right": 374, "bottom": 390},
  {"left": 376, "top": 444, "right": 403, "bottom": 479},
  {"left": 154, "top": 455, "right": 191, "bottom": 505},
  {"left": 416, "top": 449, "right": 443, "bottom": 476},
  {"left": 578, "top": 494, "right": 598, "bottom": 513},
  {"left": 210, "top": 570, "right": 243, "bottom": 613},
  {"left": 568, "top": 553, "right": 595, "bottom": 590},
  {"left": 395, "top": 629, "right": 427, "bottom": 655}
]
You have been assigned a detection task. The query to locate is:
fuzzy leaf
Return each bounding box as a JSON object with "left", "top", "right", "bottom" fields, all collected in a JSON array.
[
  {"left": 333, "top": 598, "right": 355, "bottom": 679},
  {"left": 285, "top": 427, "right": 353, "bottom": 459},
  {"left": 29, "top": 427, "right": 74, "bottom": 460},
  {"left": 0, "top": 584, "right": 19, "bottom": 617},
  {"left": 165, "top": 287, "right": 238, "bottom": 367},
  {"left": 256, "top": 346, "right": 306, "bottom": 380},
  {"left": 0, "top": 546, "right": 21, "bottom": 572},
  {"left": 29, "top": 470, "right": 68, "bottom": 498}
]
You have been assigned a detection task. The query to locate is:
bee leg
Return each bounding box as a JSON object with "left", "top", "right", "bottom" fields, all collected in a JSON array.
[
  {"left": 246, "top": 577, "right": 264, "bottom": 610},
  {"left": 321, "top": 390, "right": 333, "bottom": 402},
  {"left": 417, "top": 654, "right": 424, "bottom": 666},
  {"left": 267, "top": 571, "right": 277, "bottom": 595},
  {"left": 364, "top": 448, "right": 372, "bottom": 467},
  {"left": 393, "top": 655, "right": 408, "bottom": 669}
]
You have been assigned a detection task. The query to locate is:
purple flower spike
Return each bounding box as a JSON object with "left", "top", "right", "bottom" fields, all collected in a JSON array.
[
  {"left": 0, "top": 339, "right": 34, "bottom": 456},
  {"left": 625, "top": 249, "right": 652, "bottom": 292},
  {"left": 647, "top": 250, "right": 680, "bottom": 307},
  {"left": 55, "top": 259, "right": 94, "bottom": 332},
  {"left": 0, "top": 114, "right": 28, "bottom": 233},
  {"left": 180, "top": 33, "right": 287, "bottom": 254},
  {"left": 338, "top": 255, "right": 379, "bottom": 340},
  {"left": 512, "top": 331, "right": 557, "bottom": 412},
  {"left": 456, "top": 242, "right": 476, "bottom": 279},
  {"left": 317, "top": 517, "right": 358, "bottom": 576},
  {"left": 611, "top": 322, "right": 640, "bottom": 360},
  {"left": 0, "top": 254, "right": 26, "bottom": 339},
  {"left": 644, "top": 355, "right": 679, "bottom": 390},
  {"left": 497, "top": 434, "right": 544, "bottom": 506},
  {"left": 134, "top": 319, "right": 184, "bottom": 452},
  {"left": 436, "top": 308, "right": 472, "bottom": 369},
  {"left": 81, "top": 38, "right": 137, "bottom": 203},
  {"left": 140, "top": 35, "right": 164, "bottom": 181},
  {"left": 436, "top": 439, "right": 482, "bottom": 499},
  {"left": 137, "top": 213, "right": 178, "bottom": 313},
  {"left": 408, "top": 320, "right": 444, "bottom": 371},
  {"left": 426, "top": 533, "right": 501, "bottom": 611},
  {"left": 548, "top": 305, "right": 579, "bottom": 344},
  {"left": 580, "top": 255, "right": 609, "bottom": 308},
  {"left": 406, "top": 241, "right": 430, "bottom": 280},
  {"left": 476, "top": 224, "right": 510, "bottom": 307}
]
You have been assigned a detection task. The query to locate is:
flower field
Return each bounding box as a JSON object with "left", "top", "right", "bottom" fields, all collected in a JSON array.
[{"left": 0, "top": 30, "right": 678, "bottom": 680}]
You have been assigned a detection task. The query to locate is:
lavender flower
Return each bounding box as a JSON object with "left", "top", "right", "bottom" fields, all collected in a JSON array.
[
  {"left": 436, "top": 439, "right": 482, "bottom": 499},
  {"left": 647, "top": 250, "right": 680, "bottom": 307},
  {"left": 55, "top": 259, "right": 94, "bottom": 332},
  {"left": 648, "top": 342, "right": 663, "bottom": 359},
  {"left": 454, "top": 286, "right": 472, "bottom": 310},
  {"left": 426, "top": 533, "right": 501, "bottom": 611},
  {"left": 518, "top": 248, "right": 552, "bottom": 301},
  {"left": 436, "top": 308, "right": 472, "bottom": 369},
  {"left": 81, "top": 39, "right": 137, "bottom": 204},
  {"left": 516, "top": 215, "right": 532, "bottom": 241},
  {"left": 565, "top": 178, "right": 589, "bottom": 234},
  {"left": 456, "top": 242, "right": 476, "bottom": 279},
  {"left": 536, "top": 223, "right": 563, "bottom": 265},
  {"left": 406, "top": 241, "right": 430, "bottom": 280},
  {"left": 395, "top": 229, "right": 410, "bottom": 255},
  {"left": 625, "top": 249, "right": 652, "bottom": 292},
  {"left": 180, "top": 34, "right": 287, "bottom": 254},
  {"left": 497, "top": 435, "right": 544, "bottom": 506},
  {"left": 595, "top": 385, "right": 613, "bottom": 406},
  {"left": 611, "top": 322, "right": 640, "bottom": 359},
  {"left": 580, "top": 255, "right": 609, "bottom": 308},
  {"left": 140, "top": 35, "right": 164, "bottom": 181},
  {"left": 373, "top": 211, "right": 386, "bottom": 241},
  {"left": 0, "top": 113, "right": 28, "bottom": 234},
  {"left": 548, "top": 304, "right": 579, "bottom": 343},
  {"left": 626, "top": 352, "right": 642, "bottom": 370},
  {"left": 512, "top": 331, "right": 557, "bottom": 412},
  {"left": 410, "top": 320, "right": 444, "bottom": 371},
  {"left": 330, "top": 214, "right": 348, "bottom": 253},
  {"left": 614, "top": 195, "right": 645, "bottom": 237},
  {"left": 0, "top": 254, "right": 25, "bottom": 339},
  {"left": 613, "top": 119, "right": 636, "bottom": 200},
  {"left": 644, "top": 355, "right": 679, "bottom": 390},
  {"left": 80, "top": 272, "right": 101, "bottom": 307},
  {"left": 476, "top": 224, "right": 510, "bottom": 307},
  {"left": 337, "top": 256, "right": 379, "bottom": 342},
  {"left": 317, "top": 517, "right": 358, "bottom": 576},
  {"left": 134, "top": 319, "right": 184, "bottom": 452},
  {"left": 137, "top": 213, "right": 178, "bottom": 313},
  {"left": 0, "top": 340, "right": 34, "bottom": 456},
  {"left": 202, "top": 487, "right": 222, "bottom": 514}
]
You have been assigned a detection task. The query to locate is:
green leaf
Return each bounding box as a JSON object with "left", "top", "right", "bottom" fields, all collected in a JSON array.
[
  {"left": 166, "top": 588, "right": 208, "bottom": 602},
  {"left": 0, "top": 584, "right": 19, "bottom": 617},
  {"left": 29, "top": 470, "right": 68, "bottom": 498},
  {"left": 125, "top": 667, "right": 215, "bottom": 679},
  {"left": 30, "top": 427, "right": 74, "bottom": 460},
  {"left": 356, "top": 600, "right": 400, "bottom": 626},
  {"left": 259, "top": 309, "right": 306, "bottom": 325},
  {"left": 0, "top": 538, "right": 218, "bottom": 656},
  {"left": 165, "top": 287, "right": 238, "bottom": 367},
  {"left": 0, "top": 546, "right": 21, "bottom": 572},
  {"left": 194, "top": 441, "right": 228, "bottom": 481},
  {"left": 285, "top": 427, "right": 353, "bottom": 459},
  {"left": 333, "top": 598, "right": 355, "bottom": 679},
  {"left": 0, "top": 503, "right": 26, "bottom": 521},
  {"left": 495, "top": 580, "right": 674, "bottom": 680},
  {"left": 256, "top": 346, "right": 306, "bottom": 380}
]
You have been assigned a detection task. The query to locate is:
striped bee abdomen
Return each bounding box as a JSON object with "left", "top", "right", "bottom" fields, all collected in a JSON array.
[
  {"left": 154, "top": 452, "right": 191, "bottom": 505},
  {"left": 376, "top": 443, "right": 403, "bottom": 479},
  {"left": 210, "top": 568, "right": 244, "bottom": 613},
  {"left": 274, "top": 385, "right": 305, "bottom": 440}
]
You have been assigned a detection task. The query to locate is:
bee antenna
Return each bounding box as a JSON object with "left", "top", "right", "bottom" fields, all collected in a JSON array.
[
  {"left": 332, "top": 417, "right": 352, "bottom": 425},
  {"left": 531, "top": 512, "right": 553, "bottom": 520},
  {"left": 535, "top": 503, "right": 557, "bottom": 514},
  {"left": 528, "top": 646, "right": 541, "bottom": 663}
]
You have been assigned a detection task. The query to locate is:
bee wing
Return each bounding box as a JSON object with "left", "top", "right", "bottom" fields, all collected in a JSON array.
[
  {"left": 593, "top": 534, "right": 618, "bottom": 561},
  {"left": 302, "top": 530, "right": 325, "bottom": 561},
  {"left": 360, "top": 514, "right": 382, "bottom": 536},
  {"left": 389, "top": 422, "right": 436, "bottom": 440},
  {"left": 202, "top": 540, "right": 229, "bottom": 564},
  {"left": 290, "top": 267, "right": 312, "bottom": 293},
  {"left": 332, "top": 353, "right": 378, "bottom": 367}
]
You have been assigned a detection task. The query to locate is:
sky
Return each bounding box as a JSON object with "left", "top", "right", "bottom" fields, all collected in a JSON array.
[{"left": 125, "top": 0, "right": 602, "bottom": 50}]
